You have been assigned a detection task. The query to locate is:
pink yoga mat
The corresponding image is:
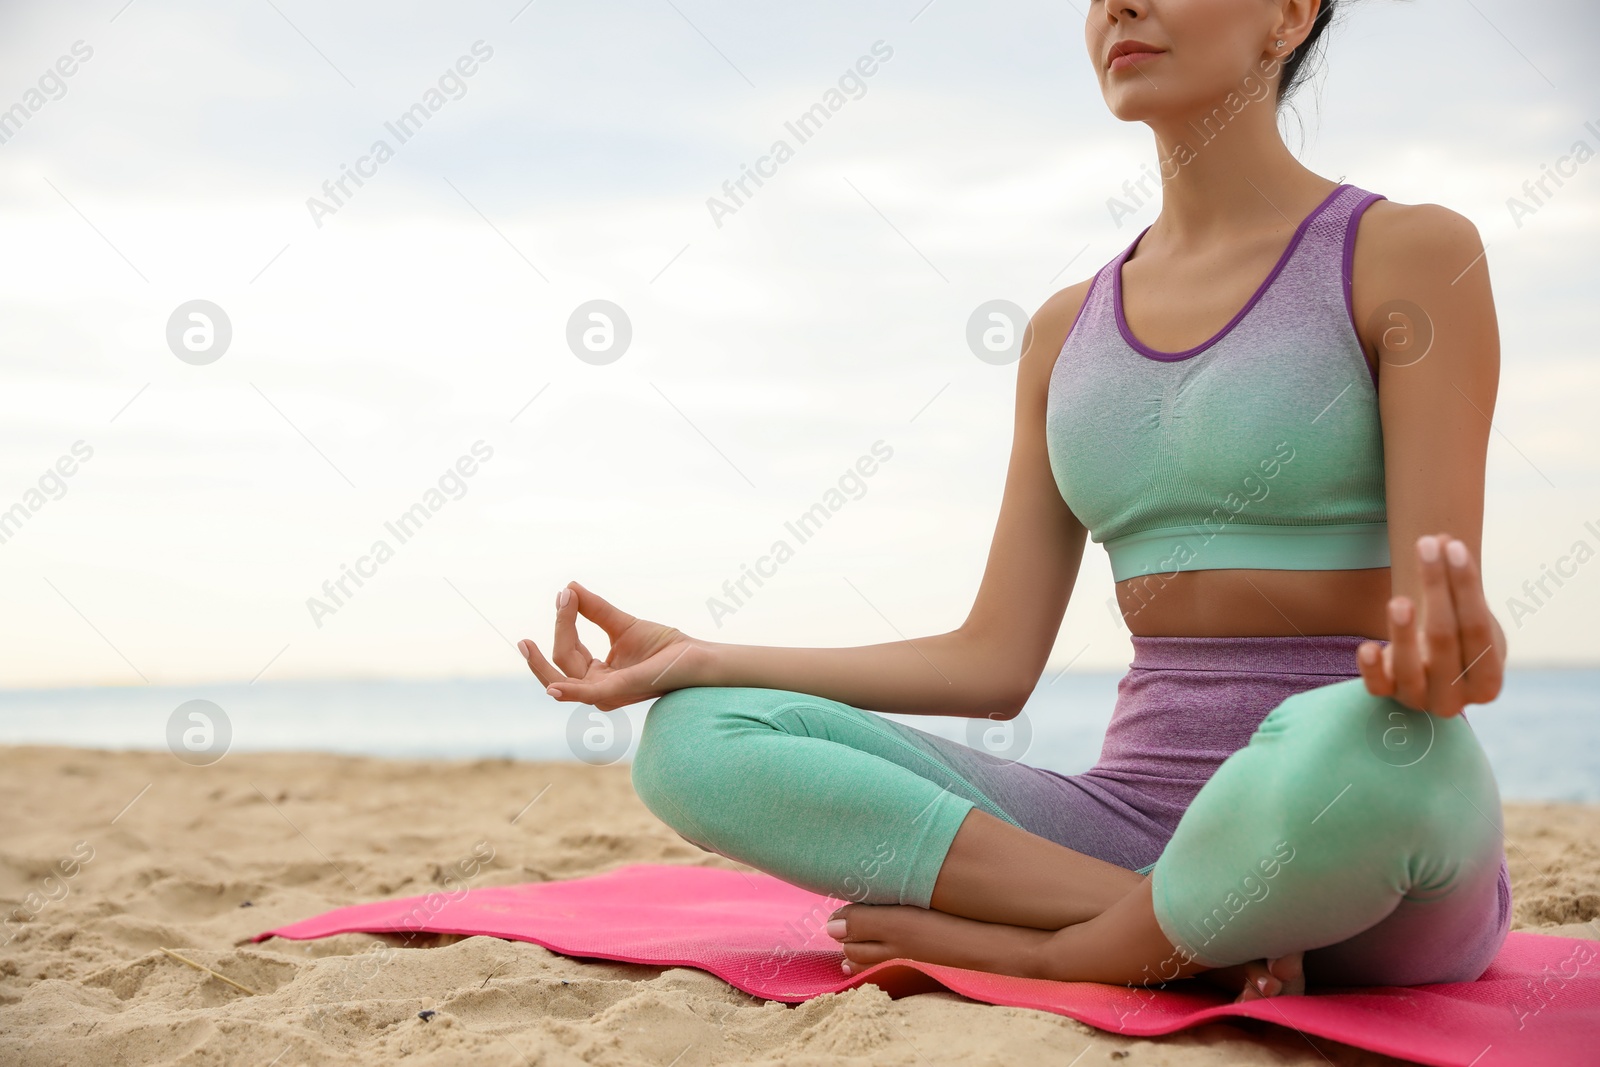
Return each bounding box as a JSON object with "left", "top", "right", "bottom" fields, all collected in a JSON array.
[{"left": 255, "top": 863, "right": 1598, "bottom": 1067}]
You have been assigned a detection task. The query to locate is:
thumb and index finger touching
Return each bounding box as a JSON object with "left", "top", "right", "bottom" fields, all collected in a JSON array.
[
  {"left": 565, "top": 580, "right": 637, "bottom": 637},
  {"left": 518, "top": 581, "right": 637, "bottom": 698}
]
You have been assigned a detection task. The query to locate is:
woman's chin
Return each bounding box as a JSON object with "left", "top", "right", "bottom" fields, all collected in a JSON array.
[{"left": 1102, "top": 93, "right": 1172, "bottom": 125}]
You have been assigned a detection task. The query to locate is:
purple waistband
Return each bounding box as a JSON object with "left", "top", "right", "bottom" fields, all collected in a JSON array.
[{"left": 1129, "top": 634, "right": 1377, "bottom": 676}]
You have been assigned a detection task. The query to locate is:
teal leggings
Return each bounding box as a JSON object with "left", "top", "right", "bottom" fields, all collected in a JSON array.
[{"left": 631, "top": 672, "right": 1509, "bottom": 985}]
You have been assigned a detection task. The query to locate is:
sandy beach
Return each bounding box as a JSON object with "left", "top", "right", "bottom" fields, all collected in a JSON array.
[{"left": 1, "top": 745, "right": 1596, "bottom": 1067}]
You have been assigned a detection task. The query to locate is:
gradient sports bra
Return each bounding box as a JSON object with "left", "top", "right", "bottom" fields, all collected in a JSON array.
[{"left": 1045, "top": 183, "right": 1390, "bottom": 583}]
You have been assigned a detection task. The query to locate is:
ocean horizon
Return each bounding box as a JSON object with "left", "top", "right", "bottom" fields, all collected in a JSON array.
[{"left": 2, "top": 667, "right": 1595, "bottom": 803}]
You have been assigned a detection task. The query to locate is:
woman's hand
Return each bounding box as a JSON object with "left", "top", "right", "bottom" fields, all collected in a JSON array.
[
  {"left": 1356, "top": 533, "right": 1506, "bottom": 718},
  {"left": 518, "top": 581, "right": 706, "bottom": 712}
]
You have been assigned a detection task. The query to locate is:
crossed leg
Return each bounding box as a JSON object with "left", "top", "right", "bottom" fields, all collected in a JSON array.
[
  {"left": 833, "top": 809, "right": 1303, "bottom": 998},
  {"left": 630, "top": 686, "right": 1327, "bottom": 998},
  {"left": 828, "top": 678, "right": 1509, "bottom": 990}
]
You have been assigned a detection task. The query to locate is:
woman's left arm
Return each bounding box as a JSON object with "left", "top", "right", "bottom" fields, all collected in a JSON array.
[{"left": 1352, "top": 200, "right": 1507, "bottom": 718}]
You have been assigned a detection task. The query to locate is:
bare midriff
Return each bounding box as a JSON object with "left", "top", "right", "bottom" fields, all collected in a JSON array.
[{"left": 1116, "top": 566, "right": 1392, "bottom": 639}]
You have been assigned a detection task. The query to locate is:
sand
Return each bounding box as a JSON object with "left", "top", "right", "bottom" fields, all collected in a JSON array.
[{"left": 1, "top": 745, "right": 1596, "bottom": 1067}]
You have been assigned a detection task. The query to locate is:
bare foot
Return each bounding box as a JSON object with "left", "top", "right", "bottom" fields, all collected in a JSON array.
[
  {"left": 828, "top": 901, "right": 1307, "bottom": 1000},
  {"left": 827, "top": 903, "right": 1055, "bottom": 979},
  {"left": 1212, "top": 952, "right": 1305, "bottom": 1003}
]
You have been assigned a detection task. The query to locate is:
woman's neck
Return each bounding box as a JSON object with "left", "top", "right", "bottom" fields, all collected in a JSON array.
[{"left": 1138, "top": 105, "right": 1335, "bottom": 253}]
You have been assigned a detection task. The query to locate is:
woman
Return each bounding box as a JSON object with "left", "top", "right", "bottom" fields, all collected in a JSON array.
[{"left": 518, "top": 0, "right": 1511, "bottom": 1001}]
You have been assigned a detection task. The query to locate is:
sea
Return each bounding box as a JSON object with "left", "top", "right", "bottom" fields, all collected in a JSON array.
[{"left": 1, "top": 668, "right": 1595, "bottom": 803}]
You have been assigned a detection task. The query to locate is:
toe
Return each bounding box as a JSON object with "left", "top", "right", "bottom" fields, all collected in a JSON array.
[
  {"left": 831, "top": 904, "right": 922, "bottom": 975},
  {"left": 1267, "top": 952, "right": 1306, "bottom": 997},
  {"left": 1231, "top": 959, "right": 1281, "bottom": 1003},
  {"left": 840, "top": 940, "right": 898, "bottom": 974},
  {"left": 828, "top": 903, "right": 913, "bottom": 944},
  {"left": 827, "top": 904, "right": 871, "bottom": 942}
]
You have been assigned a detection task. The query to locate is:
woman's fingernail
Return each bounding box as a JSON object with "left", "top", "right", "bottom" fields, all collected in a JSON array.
[
  {"left": 826, "top": 919, "right": 848, "bottom": 939},
  {"left": 517, "top": 640, "right": 530, "bottom": 658},
  {"left": 840, "top": 960, "right": 852, "bottom": 975},
  {"left": 1256, "top": 976, "right": 1271, "bottom": 993},
  {"left": 1418, "top": 535, "right": 1439, "bottom": 563},
  {"left": 1446, "top": 539, "right": 1469, "bottom": 567},
  {"left": 546, "top": 686, "right": 562, "bottom": 699},
  {"left": 556, "top": 589, "right": 571, "bottom": 609}
]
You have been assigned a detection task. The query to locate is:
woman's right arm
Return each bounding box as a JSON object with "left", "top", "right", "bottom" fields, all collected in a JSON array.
[{"left": 524, "top": 280, "right": 1095, "bottom": 721}]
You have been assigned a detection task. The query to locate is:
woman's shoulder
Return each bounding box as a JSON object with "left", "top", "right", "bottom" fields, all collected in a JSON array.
[
  {"left": 1349, "top": 194, "right": 1492, "bottom": 361},
  {"left": 1017, "top": 275, "right": 1099, "bottom": 384},
  {"left": 1036, "top": 274, "right": 1098, "bottom": 336},
  {"left": 1354, "top": 195, "right": 1488, "bottom": 285}
]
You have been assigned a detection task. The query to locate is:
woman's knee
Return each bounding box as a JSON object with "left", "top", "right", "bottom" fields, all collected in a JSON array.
[
  {"left": 631, "top": 687, "right": 724, "bottom": 816},
  {"left": 1261, "top": 679, "right": 1495, "bottom": 815},
  {"left": 631, "top": 686, "right": 791, "bottom": 844},
  {"left": 1257, "top": 678, "right": 1504, "bottom": 892}
]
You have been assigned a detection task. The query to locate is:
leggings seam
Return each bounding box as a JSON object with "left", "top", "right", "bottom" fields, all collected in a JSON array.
[{"left": 765, "top": 698, "right": 1023, "bottom": 829}]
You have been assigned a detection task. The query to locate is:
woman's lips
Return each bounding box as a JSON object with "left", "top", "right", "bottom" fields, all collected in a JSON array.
[{"left": 1109, "top": 50, "right": 1164, "bottom": 73}]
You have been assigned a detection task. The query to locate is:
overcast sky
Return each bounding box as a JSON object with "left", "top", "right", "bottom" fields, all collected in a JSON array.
[{"left": 0, "top": 0, "right": 1596, "bottom": 688}]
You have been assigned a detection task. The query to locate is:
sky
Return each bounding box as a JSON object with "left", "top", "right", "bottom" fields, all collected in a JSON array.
[{"left": 0, "top": 0, "right": 1596, "bottom": 688}]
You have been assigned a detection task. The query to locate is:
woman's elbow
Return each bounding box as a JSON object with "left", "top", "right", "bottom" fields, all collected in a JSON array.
[{"left": 962, "top": 683, "right": 1032, "bottom": 722}]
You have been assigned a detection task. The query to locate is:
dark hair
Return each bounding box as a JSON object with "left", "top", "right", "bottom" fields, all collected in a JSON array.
[{"left": 1276, "top": 0, "right": 1339, "bottom": 107}]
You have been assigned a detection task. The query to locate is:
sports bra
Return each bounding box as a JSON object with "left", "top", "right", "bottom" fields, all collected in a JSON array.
[{"left": 1045, "top": 183, "right": 1390, "bottom": 583}]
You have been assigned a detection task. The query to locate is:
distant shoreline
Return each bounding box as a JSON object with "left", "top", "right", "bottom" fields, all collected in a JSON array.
[{"left": 2, "top": 660, "right": 1599, "bottom": 693}]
